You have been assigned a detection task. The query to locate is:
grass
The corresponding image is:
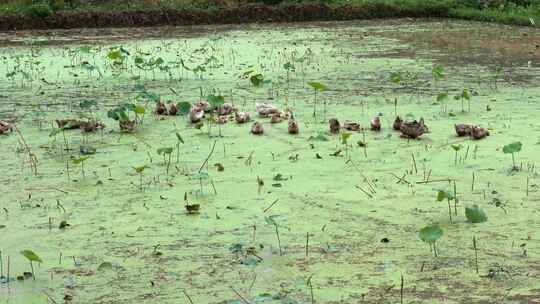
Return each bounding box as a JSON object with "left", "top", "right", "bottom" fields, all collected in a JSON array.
[{"left": 0, "top": 0, "right": 539, "bottom": 28}]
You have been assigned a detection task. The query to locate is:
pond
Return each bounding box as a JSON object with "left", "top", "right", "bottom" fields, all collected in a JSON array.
[{"left": 0, "top": 19, "right": 539, "bottom": 303}]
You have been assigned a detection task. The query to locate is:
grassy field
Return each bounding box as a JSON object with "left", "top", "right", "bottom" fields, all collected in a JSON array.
[{"left": 0, "top": 0, "right": 539, "bottom": 28}]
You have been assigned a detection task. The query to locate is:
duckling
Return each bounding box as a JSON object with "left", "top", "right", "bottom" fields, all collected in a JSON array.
[
  {"left": 251, "top": 122, "right": 264, "bottom": 135},
  {"left": 455, "top": 124, "right": 473, "bottom": 137}
]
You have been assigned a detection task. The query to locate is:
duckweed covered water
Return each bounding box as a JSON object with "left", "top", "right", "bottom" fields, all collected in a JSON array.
[{"left": 0, "top": 19, "right": 539, "bottom": 303}]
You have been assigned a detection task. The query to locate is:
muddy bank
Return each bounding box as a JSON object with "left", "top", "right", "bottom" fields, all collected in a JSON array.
[{"left": 0, "top": 3, "right": 449, "bottom": 31}]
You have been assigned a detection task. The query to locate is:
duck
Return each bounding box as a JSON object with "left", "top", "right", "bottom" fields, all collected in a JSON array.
[
  {"left": 288, "top": 113, "right": 299, "bottom": 134},
  {"left": 188, "top": 105, "right": 205, "bottom": 123},
  {"left": 455, "top": 123, "right": 473, "bottom": 137},
  {"left": 251, "top": 122, "right": 264, "bottom": 135},
  {"left": 56, "top": 119, "right": 83, "bottom": 129},
  {"left": 400, "top": 118, "right": 428, "bottom": 139},
  {"left": 235, "top": 111, "right": 251, "bottom": 124},
  {"left": 119, "top": 120, "right": 136, "bottom": 133},
  {"left": 393, "top": 116, "right": 403, "bottom": 131},
  {"left": 370, "top": 116, "right": 381, "bottom": 131},
  {"left": 195, "top": 101, "right": 211, "bottom": 112},
  {"left": 343, "top": 121, "right": 360, "bottom": 131},
  {"left": 167, "top": 102, "right": 178, "bottom": 116},
  {"left": 155, "top": 101, "right": 167, "bottom": 115},
  {"left": 256, "top": 103, "right": 279, "bottom": 117},
  {"left": 80, "top": 120, "right": 105, "bottom": 133},
  {"left": 270, "top": 112, "right": 284, "bottom": 124},
  {"left": 0, "top": 120, "right": 13, "bottom": 135},
  {"left": 471, "top": 126, "right": 490, "bottom": 140},
  {"left": 329, "top": 118, "right": 340, "bottom": 134},
  {"left": 217, "top": 103, "right": 234, "bottom": 116}
]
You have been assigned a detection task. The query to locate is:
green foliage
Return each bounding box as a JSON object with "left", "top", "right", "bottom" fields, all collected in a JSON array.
[
  {"left": 451, "top": 144, "right": 462, "bottom": 151},
  {"left": 72, "top": 156, "right": 89, "bottom": 164},
  {"left": 283, "top": 62, "right": 295, "bottom": 71},
  {"left": 436, "top": 92, "right": 449, "bottom": 102},
  {"left": 390, "top": 71, "right": 403, "bottom": 84},
  {"left": 465, "top": 205, "right": 488, "bottom": 223},
  {"left": 206, "top": 94, "right": 225, "bottom": 108},
  {"left": 25, "top": 2, "right": 52, "bottom": 17},
  {"left": 250, "top": 73, "right": 264, "bottom": 86},
  {"left": 157, "top": 147, "right": 173, "bottom": 155},
  {"left": 21, "top": 250, "right": 43, "bottom": 263},
  {"left": 308, "top": 81, "right": 328, "bottom": 91},
  {"left": 79, "top": 100, "right": 97, "bottom": 109},
  {"left": 176, "top": 101, "right": 191, "bottom": 115},
  {"left": 133, "top": 165, "right": 148, "bottom": 173},
  {"left": 419, "top": 225, "right": 443, "bottom": 243},
  {"left": 134, "top": 105, "right": 146, "bottom": 115},
  {"left": 107, "top": 103, "right": 137, "bottom": 121},
  {"left": 97, "top": 261, "right": 113, "bottom": 271},
  {"left": 432, "top": 64, "right": 445, "bottom": 80},
  {"left": 340, "top": 132, "right": 352, "bottom": 145},
  {"left": 503, "top": 141, "right": 522, "bottom": 154},
  {"left": 436, "top": 190, "right": 455, "bottom": 201}
]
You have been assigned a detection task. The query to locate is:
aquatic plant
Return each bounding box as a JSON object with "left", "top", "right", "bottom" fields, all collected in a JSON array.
[
  {"left": 133, "top": 165, "right": 148, "bottom": 191},
  {"left": 72, "top": 156, "right": 89, "bottom": 178},
  {"left": 307, "top": 81, "right": 327, "bottom": 122},
  {"left": 465, "top": 205, "right": 488, "bottom": 223},
  {"left": 20, "top": 250, "right": 42, "bottom": 280},
  {"left": 419, "top": 225, "right": 443, "bottom": 257},
  {"left": 503, "top": 141, "right": 522, "bottom": 170},
  {"left": 157, "top": 147, "right": 173, "bottom": 174},
  {"left": 437, "top": 190, "right": 455, "bottom": 223},
  {"left": 451, "top": 144, "right": 462, "bottom": 165},
  {"left": 454, "top": 89, "right": 471, "bottom": 112}
]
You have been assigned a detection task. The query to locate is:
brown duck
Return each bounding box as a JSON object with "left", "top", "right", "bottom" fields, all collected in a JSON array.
[
  {"left": 393, "top": 116, "right": 403, "bottom": 131},
  {"left": 343, "top": 121, "right": 361, "bottom": 131},
  {"left": 455, "top": 124, "right": 473, "bottom": 137},
  {"left": 155, "top": 101, "right": 167, "bottom": 115},
  {"left": 400, "top": 118, "right": 428, "bottom": 139},
  {"left": 370, "top": 116, "right": 381, "bottom": 131},
  {"left": 471, "top": 126, "right": 490, "bottom": 140},
  {"left": 288, "top": 113, "right": 299, "bottom": 134},
  {"left": 251, "top": 122, "right": 264, "bottom": 135},
  {"left": 235, "top": 111, "right": 251, "bottom": 124},
  {"left": 329, "top": 118, "right": 340, "bottom": 134}
]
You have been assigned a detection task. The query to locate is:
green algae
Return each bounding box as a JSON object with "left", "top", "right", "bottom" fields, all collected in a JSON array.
[{"left": 0, "top": 19, "right": 539, "bottom": 303}]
